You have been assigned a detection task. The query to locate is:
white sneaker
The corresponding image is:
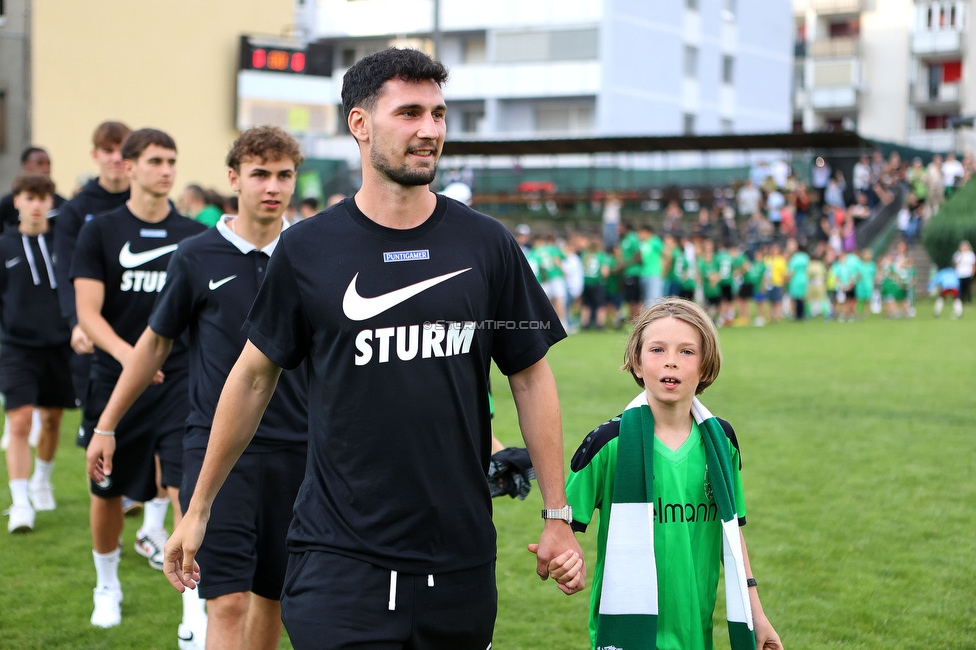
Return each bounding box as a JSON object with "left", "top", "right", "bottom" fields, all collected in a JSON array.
[
  {"left": 122, "top": 496, "right": 143, "bottom": 517},
  {"left": 6, "top": 504, "right": 35, "bottom": 533},
  {"left": 90, "top": 586, "right": 122, "bottom": 628},
  {"left": 29, "top": 480, "right": 56, "bottom": 511},
  {"left": 134, "top": 527, "right": 168, "bottom": 570},
  {"left": 177, "top": 615, "right": 208, "bottom": 650}
]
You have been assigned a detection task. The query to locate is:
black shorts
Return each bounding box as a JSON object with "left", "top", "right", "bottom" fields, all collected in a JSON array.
[
  {"left": 180, "top": 442, "right": 307, "bottom": 600},
  {"left": 705, "top": 294, "right": 721, "bottom": 307},
  {"left": 82, "top": 372, "right": 188, "bottom": 501},
  {"left": 622, "top": 276, "right": 641, "bottom": 304},
  {"left": 738, "top": 282, "right": 755, "bottom": 300},
  {"left": 70, "top": 351, "right": 92, "bottom": 409},
  {"left": 719, "top": 284, "right": 734, "bottom": 302},
  {"left": 581, "top": 284, "right": 606, "bottom": 312},
  {"left": 0, "top": 342, "right": 76, "bottom": 411},
  {"left": 281, "top": 552, "right": 496, "bottom": 650}
]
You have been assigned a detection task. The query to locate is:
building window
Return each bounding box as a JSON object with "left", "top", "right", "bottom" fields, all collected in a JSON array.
[
  {"left": 494, "top": 28, "right": 598, "bottom": 63},
  {"left": 722, "top": 55, "right": 734, "bottom": 84},
  {"left": 721, "top": 118, "right": 733, "bottom": 134},
  {"left": 683, "top": 113, "right": 696, "bottom": 135},
  {"left": 0, "top": 0, "right": 6, "bottom": 27},
  {"left": 687, "top": 0, "right": 698, "bottom": 9},
  {"left": 724, "top": 0, "right": 736, "bottom": 19},
  {"left": 461, "top": 110, "right": 485, "bottom": 134},
  {"left": 463, "top": 37, "right": 486, "bottom": 64},
  {"left": 924, "top": 113, "right": 956, "bottom": 129},
  {"left": 535, "top": 104, "right": 594, "bottom": 134},
  {"left": 684, "top": 46, "right": 698, "bottom": 78}
]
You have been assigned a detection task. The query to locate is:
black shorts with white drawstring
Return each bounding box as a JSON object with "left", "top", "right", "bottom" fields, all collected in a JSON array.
[{"left": 281, "top": 550, "right": 496, "bottom": 650}]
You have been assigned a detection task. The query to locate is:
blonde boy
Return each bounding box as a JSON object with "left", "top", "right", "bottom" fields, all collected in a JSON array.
[{"left": 549, "top": 298, "right": 782, "bottom": 650}]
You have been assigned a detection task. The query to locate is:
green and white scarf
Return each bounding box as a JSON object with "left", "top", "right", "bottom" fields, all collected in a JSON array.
[{"left": 595, "top": 395, "right": 755, "bottom": 650}]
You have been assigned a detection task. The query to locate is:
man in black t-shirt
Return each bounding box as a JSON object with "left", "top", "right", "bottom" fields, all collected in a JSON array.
[
  {"left": 74, "top": 129, "right": 206, "bottom": 632},
  {"left": 55, "top": 121, "right": 132, "bottom": 413},
  {"left": 93, "top": 127, "right": 309, "bottom": 650},
  {"left": 0, "top": 147, "right": 67, "bottom": 232},
  {"left": 165, "top": 48, "right": 585, "bottom": 650}
]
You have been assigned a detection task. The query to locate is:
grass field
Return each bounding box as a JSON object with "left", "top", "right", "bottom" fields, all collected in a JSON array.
[{"left": 2, "top": 303, "right": 975, "bottom": 649}]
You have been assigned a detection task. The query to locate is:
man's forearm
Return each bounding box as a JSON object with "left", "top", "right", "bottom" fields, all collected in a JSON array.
[
  {"left": 510, "top": 358, "right": 567, "bottom": 508},
  {"left": 96, "top": 327, "right": 172, "bottom": 431}
]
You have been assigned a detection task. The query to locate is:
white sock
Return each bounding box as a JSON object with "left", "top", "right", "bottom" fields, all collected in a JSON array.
[
  {"left": 142, "top": 496, "right": 170, "bottom": 532},
  {"left": 32, "top": 458, "right": 53, "bottom": 485},
  {"left": 934, "top": 297, "right": 944, "bottom": 316},
  {"left": 9, "top": 479, "right": 30, "bottom": 508},
  {"left": 93, "top": 547, "right": 122, "bottom": 591},
  {"left": 953, "top": 299, "right": 963, "bottom": 317},
  {"left": 181, "top": 585, "right": 207, "bottom": 625}
]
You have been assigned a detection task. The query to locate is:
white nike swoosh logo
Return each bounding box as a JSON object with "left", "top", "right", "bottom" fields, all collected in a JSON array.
[
  {"left": 118, "top": 242, "right": 179, "bottom": 269},
  {"left": 5, "top": 258, "right": 21, "bottom": 269},
  {"left": 342, "top": 268, "right": 471, "bottom": 321},
  {"left": 208, "top": 275, "right": 237, "bottom": 291}
]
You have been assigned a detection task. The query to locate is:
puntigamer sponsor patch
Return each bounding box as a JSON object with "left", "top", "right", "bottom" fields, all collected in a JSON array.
[{"left": 383, "top": 250, "right": 429, "bottom": 263}]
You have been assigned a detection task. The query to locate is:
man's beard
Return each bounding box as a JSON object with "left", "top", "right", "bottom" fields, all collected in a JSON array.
[{"left": 371, "top": 147, "right": 438, "bottom": 187}]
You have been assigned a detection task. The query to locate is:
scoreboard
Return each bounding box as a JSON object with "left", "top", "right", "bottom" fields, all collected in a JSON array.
[
  {"left": 239, "top": 35, "right": 333, "bottom": 77},
  {"left": 236, "top": 35, "right": 337, "bottom": 136}
]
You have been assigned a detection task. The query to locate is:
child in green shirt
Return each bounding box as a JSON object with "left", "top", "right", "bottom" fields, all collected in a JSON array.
[{"left": 547, "top": 298, "right": 782, "bottom": 650}]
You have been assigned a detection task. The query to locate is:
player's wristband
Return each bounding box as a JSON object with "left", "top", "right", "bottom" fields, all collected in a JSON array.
[
  {"left": 746, "top": 578, "right": 758, "bottom": 588},
  {"left": 93, "top": 428, "right": 115, "bottom": 437}
]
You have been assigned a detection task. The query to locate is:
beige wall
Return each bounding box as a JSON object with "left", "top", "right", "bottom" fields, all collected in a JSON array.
[
  {"left": 857, "top": 0, "right": 912, "bottom": 143},
  {"left": 32, "top": 0, "right": 293, "bottom": 200}
]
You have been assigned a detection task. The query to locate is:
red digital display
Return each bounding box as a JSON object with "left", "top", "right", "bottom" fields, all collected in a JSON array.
[{"left": 240, "top": 35, "right": 331, "bottom": 77}]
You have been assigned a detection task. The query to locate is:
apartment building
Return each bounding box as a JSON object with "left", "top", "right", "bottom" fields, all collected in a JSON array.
[
  {"left": 794, "top": 0, "right": 976, "bottom": 153},
  {"left": 294, "top": 0, "right": 794, "bottom": 164}
]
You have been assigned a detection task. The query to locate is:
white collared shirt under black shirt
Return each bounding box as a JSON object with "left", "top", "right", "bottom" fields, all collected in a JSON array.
[
  {"left": 70, "top": 204, "right": 206, "bottom": 382},
  {"left": 148, "top": 215, "right": 308, "bottom": 451}
]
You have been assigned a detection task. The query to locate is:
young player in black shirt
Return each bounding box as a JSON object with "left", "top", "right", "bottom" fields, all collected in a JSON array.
[
  {"left": 74, "top": 129, "right": 206, "bottom": 631},
  {"left": 93, "top": 126, "right": 309, "bottom": 649},
  {"left": 0, "top": 174, "right": 75, "bottom": 533}
]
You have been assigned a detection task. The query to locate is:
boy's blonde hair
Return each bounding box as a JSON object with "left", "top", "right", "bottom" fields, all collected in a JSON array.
[{"left": 621, "top": 298, "right": 721, "bottom": 394}]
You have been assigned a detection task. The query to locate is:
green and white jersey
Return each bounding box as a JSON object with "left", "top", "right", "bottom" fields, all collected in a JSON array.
[
  {"left": 787, "top": 252, "right": 810, "bottom": 299},
  {"left": 566, "top": 416, "right": 745, "bottom": 650},
  {"left": 621, "top": 232, "right": 643, "bottom": 278},
  {"left": 640, "top": 235, "right": 665, "bottom": 278},
  {"left": 715, "top": 250, "right": 734, "bottom": 287},
  {"left": 699, "top": 256, "right": 721, "bottom": 298},
  {"left": 743, "top": 258, "right": 765, "bottom": 289},
  {"left": 582, "top": 250, "right": 610, "bottom": 287}
]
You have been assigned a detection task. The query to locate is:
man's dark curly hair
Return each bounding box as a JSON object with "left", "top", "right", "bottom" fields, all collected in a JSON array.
[{"left": 340, "top": 47, "right": 449, "bottom": 123}]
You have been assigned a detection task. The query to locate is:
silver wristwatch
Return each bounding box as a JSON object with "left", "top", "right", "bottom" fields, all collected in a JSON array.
[{"left": 541, "top": 504, "right": 573, "bottom": 524}]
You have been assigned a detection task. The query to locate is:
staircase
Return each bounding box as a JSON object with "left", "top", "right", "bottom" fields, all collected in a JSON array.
[{"left": 909, "top": 242, "right": 935, "bottom": 297}]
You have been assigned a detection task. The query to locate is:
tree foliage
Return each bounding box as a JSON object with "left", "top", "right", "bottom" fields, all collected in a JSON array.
[{"left": 923, "top": 180, "right": 976, "bottom": 267}]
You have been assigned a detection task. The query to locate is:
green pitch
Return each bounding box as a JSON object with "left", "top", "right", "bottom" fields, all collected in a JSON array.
[{"left": 2, "top": 305, "right": 974, "bottom": 648}]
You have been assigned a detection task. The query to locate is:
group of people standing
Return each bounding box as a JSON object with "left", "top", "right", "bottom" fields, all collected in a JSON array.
[{"left": 0, "top": 46, "right": 791, "bottom": 650}]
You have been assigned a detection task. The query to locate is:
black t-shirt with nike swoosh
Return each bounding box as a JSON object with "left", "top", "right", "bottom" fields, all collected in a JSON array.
[
  {"left": 148, "top": 222, "right": 308, "bottom": 451},
  {"left": 245, "top": 194, "right": 566, "bottom": 574},
  {"left": 70, "top": 205, "right": 206, "bottom": 382}
]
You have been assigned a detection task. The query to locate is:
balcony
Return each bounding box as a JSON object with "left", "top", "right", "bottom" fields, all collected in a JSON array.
[
  {"left": 912, "top": 30, "right": 964, "bottom": 56},
  {"left": 810, "top": 36, "right": 859, "bottom": 58},
  {"left": 906, "top": 129, "right": 976, "bottom": 153},
  {"left": 912, "top": 81, "right": 963, "bottom": 105},
  {"left": 794, "top": 0, "right": 864, "bottom": 15},
  {"left": 811, "top": 86, "right": 859, "bottom": 110}
]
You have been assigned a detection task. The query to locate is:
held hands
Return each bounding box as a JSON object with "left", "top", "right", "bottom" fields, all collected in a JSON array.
[{"left": 527, "top": 522, "right": 586, "bottom": 595}]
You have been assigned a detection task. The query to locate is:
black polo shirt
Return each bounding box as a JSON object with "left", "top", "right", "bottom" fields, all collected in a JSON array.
[{"left": 149, "top": 216, "right": 308, "bottom": 450}]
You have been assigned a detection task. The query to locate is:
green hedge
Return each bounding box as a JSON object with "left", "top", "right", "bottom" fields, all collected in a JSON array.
[{"left": 923, "top": 179, "right": 976, "bottom": 268}]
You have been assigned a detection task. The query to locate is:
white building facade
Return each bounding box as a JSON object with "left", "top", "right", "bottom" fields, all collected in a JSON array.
[
  {"left": 292, "top": 0, "right": 794, "bottom": 164},
  {"left": 793, "top": 0, "right": 976, "bottom": 153}
]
